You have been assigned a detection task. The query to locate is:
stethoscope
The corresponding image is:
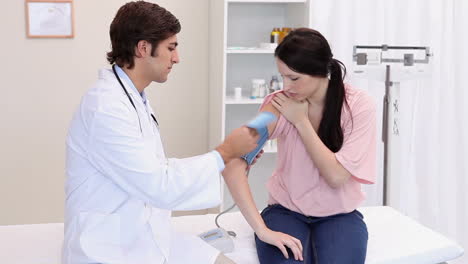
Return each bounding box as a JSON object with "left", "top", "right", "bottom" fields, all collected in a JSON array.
[{"left": 112, "top": 64, "right": 159, "bottom": 131}]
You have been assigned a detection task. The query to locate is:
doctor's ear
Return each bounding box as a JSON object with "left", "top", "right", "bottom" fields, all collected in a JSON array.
[{"left": 135, "top": 40, "right": 151, "bottom": 58}]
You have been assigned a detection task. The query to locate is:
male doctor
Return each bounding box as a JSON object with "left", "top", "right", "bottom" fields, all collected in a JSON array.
[{"left": 62, "top": 1, "right": 258, "bottom": 264}]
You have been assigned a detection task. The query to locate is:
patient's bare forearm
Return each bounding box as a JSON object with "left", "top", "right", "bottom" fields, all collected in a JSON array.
[{"left": 222, "top": 158, "right": 267, "bottom": 234}]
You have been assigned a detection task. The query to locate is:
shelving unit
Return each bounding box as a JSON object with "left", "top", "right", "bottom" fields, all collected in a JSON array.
[{"left": 209, "top": 0, "right": 310, "bottom": 210}]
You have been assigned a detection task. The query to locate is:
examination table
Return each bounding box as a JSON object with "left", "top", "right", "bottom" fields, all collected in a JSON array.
[{"left": 0, "top": 206, "right": 463, "bottom": 263}]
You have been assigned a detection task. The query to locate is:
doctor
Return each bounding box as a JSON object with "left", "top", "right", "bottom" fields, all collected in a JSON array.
[{"left": 62, "top": 1, "right": 258, "bottom": 264}]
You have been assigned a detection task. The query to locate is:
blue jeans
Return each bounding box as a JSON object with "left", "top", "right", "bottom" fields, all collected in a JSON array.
[{"left": 255, "top": 204, "right": 368, "bottom": 264}]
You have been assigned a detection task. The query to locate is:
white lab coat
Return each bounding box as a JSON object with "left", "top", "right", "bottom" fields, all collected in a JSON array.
[{"left": 62, "top": 68, "right": 221, "bottom": 264}]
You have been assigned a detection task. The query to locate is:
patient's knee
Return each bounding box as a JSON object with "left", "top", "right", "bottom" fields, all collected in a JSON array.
[{"left": 215, "top": 253, "right": 236, "bottom": 264}]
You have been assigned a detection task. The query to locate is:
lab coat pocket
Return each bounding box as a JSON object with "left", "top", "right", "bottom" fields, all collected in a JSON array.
[{"left": 79, "top": 212, "right": 125, "bottom": 263}]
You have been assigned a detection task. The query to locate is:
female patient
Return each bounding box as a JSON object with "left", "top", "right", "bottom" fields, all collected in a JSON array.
[{"left": 223, "top": 28, "right": 377, "bottom": 264}]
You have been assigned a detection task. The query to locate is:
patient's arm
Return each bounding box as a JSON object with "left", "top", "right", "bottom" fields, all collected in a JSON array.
[
  {"left": 222, "top": 102, "right": 279, "bottom": 236},
  {"left": 222, "top": 158, "right": 303, "bottom": 261},
  {"left": 222, "top": 158, "right": 265, "bottom": 232}
]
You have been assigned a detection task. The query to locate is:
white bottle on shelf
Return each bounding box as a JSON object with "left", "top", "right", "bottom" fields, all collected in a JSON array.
[
  {"left": 251, "top": 79, "right": 265, "bottom": 99},
  {"left": 234, "top": 87, "right": 243, "bottom": 100}
]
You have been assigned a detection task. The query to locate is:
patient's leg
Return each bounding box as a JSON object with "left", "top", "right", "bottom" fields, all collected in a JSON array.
[
  {"left": 312, "top": 210, "right": 368, "bottom": 263},
  {"left": 215, "top": 253, "right": 236, "bottom": 264}
]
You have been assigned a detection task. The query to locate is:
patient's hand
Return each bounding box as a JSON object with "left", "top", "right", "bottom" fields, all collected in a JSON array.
[
  {"left": 272, "top": 93, "right": 309, "bottom": 127},
  {"left": 256, "top": 227, "right": 303, "bottom": 261}
]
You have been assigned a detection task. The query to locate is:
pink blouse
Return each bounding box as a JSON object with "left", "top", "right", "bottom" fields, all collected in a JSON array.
[{"left": 261, "top": 85, "right": 377, "bottom": 217}]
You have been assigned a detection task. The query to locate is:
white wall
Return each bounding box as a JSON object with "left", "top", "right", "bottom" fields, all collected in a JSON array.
[{"left": 0, "top": 0, "right": 210, "bottom": 225}]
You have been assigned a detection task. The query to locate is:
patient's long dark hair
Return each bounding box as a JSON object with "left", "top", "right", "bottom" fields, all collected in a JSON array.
[{"left": 275, "top": 28, "right": 349, "bottom": 152}]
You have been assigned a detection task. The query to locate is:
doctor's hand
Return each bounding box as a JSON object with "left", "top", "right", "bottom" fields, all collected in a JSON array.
[
  {"left": 216, "top": 126, "right": 259, "bottom": 164},
  {"left": 256, "top": 227, "right": 303, "bottom": 261},
  {"left": 272, "top": 93, "right": 309, "bottom": 127}
]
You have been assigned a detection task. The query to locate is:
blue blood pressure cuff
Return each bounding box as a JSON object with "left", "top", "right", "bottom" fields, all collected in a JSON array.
[{"left": 242, "top": 112, "right": 277, "bottom": 165}]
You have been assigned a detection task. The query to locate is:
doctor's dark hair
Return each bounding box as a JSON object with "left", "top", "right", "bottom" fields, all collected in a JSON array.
[
  {"left": 106, "top": 1, "right": 181, "bottom": 69},
  {"left": 275, "top": 28, "right": 349, "bottom": 152}
]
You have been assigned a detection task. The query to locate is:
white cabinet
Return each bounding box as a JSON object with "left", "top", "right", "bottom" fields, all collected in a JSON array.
[{"left": 209, "top": 0, "right": 310, "bottom": 210}]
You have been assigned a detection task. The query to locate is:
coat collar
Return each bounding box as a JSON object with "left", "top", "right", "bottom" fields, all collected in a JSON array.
[{"left": 98, "top": 67, "right": 148, "bottom": 107}]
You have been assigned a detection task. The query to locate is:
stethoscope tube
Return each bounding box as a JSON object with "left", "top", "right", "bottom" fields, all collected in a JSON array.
[{"left": 112, "top": 64, "right": 159, "bottom": 129}]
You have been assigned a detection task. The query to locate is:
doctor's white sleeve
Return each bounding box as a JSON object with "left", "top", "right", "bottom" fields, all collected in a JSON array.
[{"left": 86, "top": 101, "right": 222, "bottom": 211}]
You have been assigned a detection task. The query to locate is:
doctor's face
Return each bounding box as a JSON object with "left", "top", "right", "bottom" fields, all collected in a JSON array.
[{"left": 146, "top": 35, "right": 180, "bottom": 83}]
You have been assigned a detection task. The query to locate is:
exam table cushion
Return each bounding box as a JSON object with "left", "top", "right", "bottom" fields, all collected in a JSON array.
[{"left": 0, "top": 206, "right": 463, "bottom": 263}]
